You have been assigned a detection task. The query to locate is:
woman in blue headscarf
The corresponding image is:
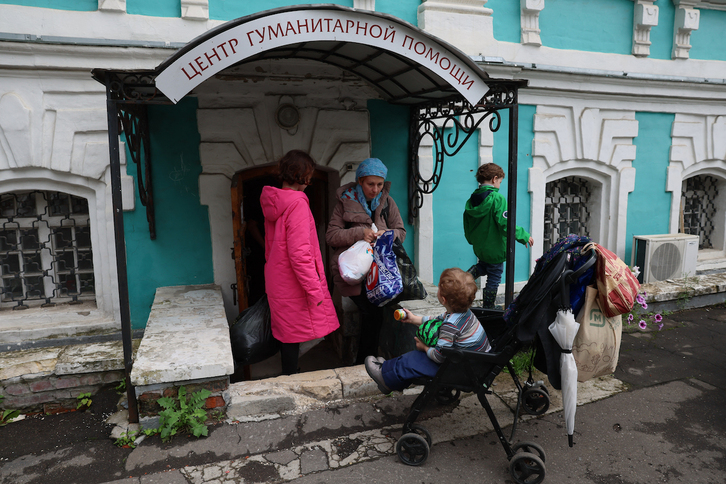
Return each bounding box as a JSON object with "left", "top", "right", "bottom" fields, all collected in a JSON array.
[{"left": 326, "top": 158, "right": 406, "bottom": 364}]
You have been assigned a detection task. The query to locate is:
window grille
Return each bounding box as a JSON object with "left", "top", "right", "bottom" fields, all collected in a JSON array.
[
  {"left": 681, "top": 175, "right": 718, "bottom": 250},
  {"left": 0, "top": 191, "right": 95, "bottom": 309},
  {"left": 543, "top": 177, "right": 591, "bottom": 253}
]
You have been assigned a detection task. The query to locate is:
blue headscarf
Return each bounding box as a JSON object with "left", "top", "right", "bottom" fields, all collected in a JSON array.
[
  {"left": 355, "top": 158, "right": 388, "bottom": 180},
  {"left": 342, "top": 158, "right": 388, "bottom": 217}
]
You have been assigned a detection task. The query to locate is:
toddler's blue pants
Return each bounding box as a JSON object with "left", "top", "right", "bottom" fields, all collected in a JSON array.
[{"left": 381, "top": 350, "right": 440, "bottom": 392}]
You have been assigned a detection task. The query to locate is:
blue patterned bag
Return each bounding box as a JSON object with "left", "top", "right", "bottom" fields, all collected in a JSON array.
[{"left": 365, "top": 230, "right": 403, "bottom": 307}]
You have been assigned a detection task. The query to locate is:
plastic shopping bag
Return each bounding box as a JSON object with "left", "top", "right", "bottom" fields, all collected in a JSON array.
[
  {"left": 338, "top": 240, "right": 374, "bottom": 284},
  {"left": 229, "top": 295, "right": 280, "bottom": 366},
  {"left": 366, "top": 230, "right": 403, "bottom": 307}
]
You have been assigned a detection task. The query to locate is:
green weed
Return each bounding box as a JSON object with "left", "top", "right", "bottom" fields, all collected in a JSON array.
[
  {"left": 143, "top": 386, "right": 211, "bottom": 442},
  {"left": 0, "top": 395, "right": 20, "bottom": 426},
  {"left": 504, "top": 346, "right": 534, "bottom": 378},
  {"left": 76, "top": 392, "right": 93, "bottom": 410},
  {"left": 114, "top": 430, "right": 138, "bottom": 448}
]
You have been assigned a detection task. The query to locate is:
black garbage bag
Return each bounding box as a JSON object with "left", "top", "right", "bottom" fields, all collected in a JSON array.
[{"left": 229, "top": 295, "right": 280, "bottom": 366}]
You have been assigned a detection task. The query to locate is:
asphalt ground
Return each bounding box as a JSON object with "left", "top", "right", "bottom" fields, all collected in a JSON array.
[{"left": 1, "top": 303, "right": 725, "bottom": 484}]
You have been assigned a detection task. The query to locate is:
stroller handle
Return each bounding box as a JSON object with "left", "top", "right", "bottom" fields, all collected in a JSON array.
[{"left": 559, "top": 249, "right": 597, "bottom": 308}]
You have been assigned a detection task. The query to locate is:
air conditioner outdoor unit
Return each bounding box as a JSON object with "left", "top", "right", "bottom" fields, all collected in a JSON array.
[{"left": 632, "top": 234, "right": 699, "bottom": 284}]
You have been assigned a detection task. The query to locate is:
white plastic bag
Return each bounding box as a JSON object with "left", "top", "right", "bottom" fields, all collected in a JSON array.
[{"left": 339, "top": 240, "right": 374, "bottom": 284}]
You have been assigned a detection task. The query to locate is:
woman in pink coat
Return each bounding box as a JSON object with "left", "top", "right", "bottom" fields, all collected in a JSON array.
[{"left": 260, "top": 150, "right": 339, "bottom": 375}]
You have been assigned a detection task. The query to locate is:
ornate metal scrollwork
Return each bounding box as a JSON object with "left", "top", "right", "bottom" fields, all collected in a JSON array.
[
  {"left": 407, "top": 81, "right": 521, "bottom": 224},
  {"left": 106, "top": 71, "right": 167, "bottom": 104},
  {"left": 118, "top": 103, "right": 156, "bottom": 239}
]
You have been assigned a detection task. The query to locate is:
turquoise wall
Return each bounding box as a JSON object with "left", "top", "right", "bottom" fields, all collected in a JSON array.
[
  {"left": 127, "top": 0, "right": 179, "bottom": 18},
  {"left": 488, "top": 0, "right": 521, "bottom": 44},
  {"left": 210, "top": 1, "right": 354, "bottom": 21},
  {"left": 427, "top": 105, "right": 536, "bottom": 285},
  {"left": 432, "top": 129, "right": 479, "bottom": 283},
  {"left": 376, "top": 0, "right": 419, "bottom": 26},
  {"left": 648, "top": 0, "right": 675, "bottom": 60},
  {"left": 539, "top": 0, "right": 632, "bottom": 55},
  {"left": 625, "top": 112, "right": 674, "bottom": 265},
  {"left": 2, "top": 0, "right": 96, "bottom": 10},
  {"left": 123, "top": 99, "right": 214, "bottom": 329},
  {"left": 690, "top": 9, "right": 726, "bottom": 61},
  {"left": 368, "top": 100, "right": 415, "bottom": 258}
]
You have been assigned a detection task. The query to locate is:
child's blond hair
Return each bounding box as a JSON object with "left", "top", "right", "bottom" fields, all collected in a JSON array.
[{"left": 438, "top": 268, "right": 477, "bottom": 313}]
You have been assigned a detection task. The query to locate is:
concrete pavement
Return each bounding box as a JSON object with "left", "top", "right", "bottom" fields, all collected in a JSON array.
[{"left": 2, "top": 303, "right": 725, "bottom": 484}]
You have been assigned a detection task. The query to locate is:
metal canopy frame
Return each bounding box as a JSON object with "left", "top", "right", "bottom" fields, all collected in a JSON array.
[{"left": 92, "top": 6, "right": 527, "bottom": 423}]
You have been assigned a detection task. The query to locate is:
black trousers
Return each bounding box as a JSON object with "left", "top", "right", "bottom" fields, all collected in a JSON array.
[
  {"left": 280, "top": 342, "right": 300, "bottom": 375},
  {"left": 350, "top": 292, "right": 384, "bottom": 364}
]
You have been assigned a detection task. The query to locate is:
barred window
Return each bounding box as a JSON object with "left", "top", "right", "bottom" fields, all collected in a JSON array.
[
  {"left": 543, "top": 176, "right": 592, "bottom": 253},
  {"left": 0, "top": 191, "right": 95, "bottom": 309},
  {"left": 681, "top": 175, "right": 719, "bottom": 250}
]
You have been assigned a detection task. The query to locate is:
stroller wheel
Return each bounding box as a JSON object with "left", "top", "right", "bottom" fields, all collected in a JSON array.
[
  {"left": 522, "top": 388, "right": 550, "bottom": 416},
  {"left": 509, "top": 451, "right": 546, "bottom": 484},
  {"left": 511, "top": 441, "right": 546, "bottom": 463},
  {"left": 435, "top": 387, "right": 461, "bottom": 405},
  {"left": 396, "top": 433, "right": 430, "bottom": 466},
  {"left": 409, "top": 424, "right": 432, "bottom": 447}
]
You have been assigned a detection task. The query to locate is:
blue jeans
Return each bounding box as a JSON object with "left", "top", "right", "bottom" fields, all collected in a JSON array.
[
  {"left": 473, "top": 261, "right": 504, "bottom": 293},
  {"left": 380, "top": 350, "right": 440, "bottom": 392}
]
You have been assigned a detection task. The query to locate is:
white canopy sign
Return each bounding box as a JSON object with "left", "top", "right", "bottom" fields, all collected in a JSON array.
[{"left": 155, "top": 9, "right": 489, "bottom": 105}]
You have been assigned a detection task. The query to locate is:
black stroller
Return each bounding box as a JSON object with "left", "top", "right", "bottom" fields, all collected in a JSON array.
[{"left": 394, "top": 244, "right": 596, "bottom": 484}]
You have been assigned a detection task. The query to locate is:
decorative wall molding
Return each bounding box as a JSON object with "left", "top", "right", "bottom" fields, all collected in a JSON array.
[
  {"left": 530, "top": 104, "right": 638, "bottom": 262},
  {"left": 521, "top": 0, "right": 544, "bottom": 46},
  {"left": 418, "top": 0, "right": 494, "bottom": 55},
  {"left": 98, "top": 0, "right": 126, "bottom": 13},
  {"left": 181, "top": 0, "right": 209, "bottom": 21},
  {"left": 676, "top": 0, "right": 726, "bottom": 12},
  {"left": 0, "top": 91, "right": 134, "bottom": 209},
  {"left": 416, "top": 135, "right": 435, "bottom": 285},
  {"left": 668, "top": 113, "right": 726, "bottom": 248},
  {"left": 353, "top": 0, "right": 375, "bottom": 11},
  {"left": 632, "top": 0, "right": 659, "bottom": 57},
  {"left": 0, "top": 169, "right": 121, "bottom": 321},
  {"left": 419, "top": 0, "right": 492, "bottom": 16},
  {"left": 673, "top": 2, "right": 700, "bottom": 59}
]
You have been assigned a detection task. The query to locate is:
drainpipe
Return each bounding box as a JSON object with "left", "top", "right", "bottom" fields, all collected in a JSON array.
[{"left": 104, "top": 72, "right": 139, "bottom": 423}]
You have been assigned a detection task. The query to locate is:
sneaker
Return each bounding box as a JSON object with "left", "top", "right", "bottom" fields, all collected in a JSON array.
[{"left": 364, "top": 356, "right": 391, "bottom": 394}]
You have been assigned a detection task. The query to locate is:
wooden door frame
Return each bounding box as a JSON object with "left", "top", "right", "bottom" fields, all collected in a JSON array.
[{"left": 231, "top": 163, "right": 339, "bottom": 311}]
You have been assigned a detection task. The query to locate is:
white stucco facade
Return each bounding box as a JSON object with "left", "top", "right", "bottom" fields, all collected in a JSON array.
[{"left": 2, "top": 1, "right": 726, "bottom": 340}]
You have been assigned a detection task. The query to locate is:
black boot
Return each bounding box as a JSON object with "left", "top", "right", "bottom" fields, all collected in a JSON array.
[
  {"left": 482, "top": 289, "right": 497, "bottom": 309},
  {"left": 467, "top": 263, "right": 483, "bottom": 280}
]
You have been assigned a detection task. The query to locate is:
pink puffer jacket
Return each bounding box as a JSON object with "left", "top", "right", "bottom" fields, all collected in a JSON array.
[{"left": 260, "top": 186, "right": 339, "bottom": 344}]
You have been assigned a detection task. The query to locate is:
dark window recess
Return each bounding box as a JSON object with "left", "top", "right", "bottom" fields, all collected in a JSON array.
[
  {"left": 543, "top": 176, "right": 592, "bottom": 253},
  {"left": 681, "top": 175, "right": 718, "bottom": 250},
  {"left": 0, "top": 191, "right": 95, "bottom": 309}
]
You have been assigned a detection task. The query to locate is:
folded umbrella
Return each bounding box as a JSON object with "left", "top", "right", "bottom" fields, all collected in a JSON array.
[{"left": 548, "top": 307, "right": 579, "bottom": 447}]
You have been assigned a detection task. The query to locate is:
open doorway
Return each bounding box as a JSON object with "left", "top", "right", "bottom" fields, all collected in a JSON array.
[{"left": 231, "top": 164, "right": 345, "bottom": 379}]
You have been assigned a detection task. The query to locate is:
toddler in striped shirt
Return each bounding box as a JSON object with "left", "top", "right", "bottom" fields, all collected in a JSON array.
[{"left": 365, "top": 268, "right": 491, "bottom": 393}]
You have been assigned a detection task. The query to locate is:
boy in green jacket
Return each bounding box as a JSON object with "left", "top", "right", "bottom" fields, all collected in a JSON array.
[{"left": 463, "top": 163, "right": 533, "bottom": 308}]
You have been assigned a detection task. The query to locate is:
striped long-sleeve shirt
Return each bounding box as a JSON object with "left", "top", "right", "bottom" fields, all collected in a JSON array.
[{"left": 425, "top": 309, "right": 491, "bottom": 364}]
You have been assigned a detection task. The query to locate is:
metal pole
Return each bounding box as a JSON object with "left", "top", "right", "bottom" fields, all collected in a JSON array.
[
  {"left": 505, "top": 102, "right": 519, "bottom": 308},
  {"left": 105, "top": 73, "right": 139, "bottom": 423}
]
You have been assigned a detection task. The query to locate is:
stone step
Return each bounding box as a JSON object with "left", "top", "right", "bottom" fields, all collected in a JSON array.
[
  {"left": 0, "top": 340, "right": 132, "bottom": 412},
  {"left": 0, "top": 301, "right": 118, "bottom": 350}
]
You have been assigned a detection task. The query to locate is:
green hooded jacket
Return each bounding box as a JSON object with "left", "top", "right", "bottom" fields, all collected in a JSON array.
[{"left": 463, "top": 185, "right": 530, "bottom": 264}]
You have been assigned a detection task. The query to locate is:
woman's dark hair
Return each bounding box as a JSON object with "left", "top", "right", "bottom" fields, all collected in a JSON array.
[
  {"left": 475, "top": 163, "right": 505, "bottom": 184},
  {"left": 278, "top": 150, "right": 316, "bottom": 186}
]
